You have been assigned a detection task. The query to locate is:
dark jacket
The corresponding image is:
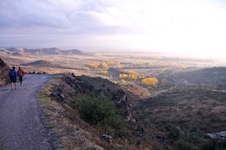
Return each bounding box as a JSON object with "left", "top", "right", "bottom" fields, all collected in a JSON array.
[{"left": 9, "top": 70, "right": 17, "bottom": 82}]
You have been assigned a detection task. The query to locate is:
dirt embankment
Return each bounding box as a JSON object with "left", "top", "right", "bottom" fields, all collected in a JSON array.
[
  {"left": 0, "top": 58, "right": 10, "bottom": 86},
  {"left": 40, "top": 74, "right": 165, "bottom": 150}
]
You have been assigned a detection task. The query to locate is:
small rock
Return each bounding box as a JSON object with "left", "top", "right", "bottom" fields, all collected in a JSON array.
[
  {"left": 60, "top": 94, "right": 64, "bottom": 99},
  {"left": 115, "top": 143, "right": 123, "bottom": 148},
  {"left": 101, "top": 134, "right": 112, "bottom": 143},
  {"left": 132, "top": 118, "right": 136, "bottom": 123},
  {"left": 51, "top": 93, "right": 57, "bottom": 97},
  {"left": 156, "top": 135, "right": 166, "bottom": 142}
]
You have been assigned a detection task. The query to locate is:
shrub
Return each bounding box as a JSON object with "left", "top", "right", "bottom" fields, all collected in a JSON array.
[
  {"left": 201, "top": 139, "right": 214, "bottom": 150},
  {"left": 188, "top": 127, "right": 204, "bottom": 142},
  {"left": 175, "top": 140, "right": 197, "bottom": 150},
  {"left": 121, "top": 79, "right": 126, "bottom": 85},
  {"left": 76, "top": 93, "right": 127, "bottom": 137},
  {"left": 159, "top": 124, "right": 183, "bottom": 140}
]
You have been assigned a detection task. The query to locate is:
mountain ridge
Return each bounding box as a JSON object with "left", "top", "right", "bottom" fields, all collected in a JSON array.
[{"left": 0, "top": 47, "right": 83, "bottom": 55}]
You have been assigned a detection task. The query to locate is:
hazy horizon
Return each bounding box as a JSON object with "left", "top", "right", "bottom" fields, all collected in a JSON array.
[{"left": 1, "top": 0, "right": 226, "bottom": 59}]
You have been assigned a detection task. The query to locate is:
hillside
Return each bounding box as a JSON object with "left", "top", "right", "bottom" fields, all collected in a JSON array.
[
  {"left": 0, "top": 47, "right": 83, "bottom": 56},
  {"left": 22, "top": 60, "right": 57, "bottom": 68},
  {"left": 21, "top": 60, "right": 83, "bottom": 71},
  {"left": 133, "top": 87, "right": 226, "bottom": 132},
  {"left": 0, "top": 58, "right": 11, "bottom": 86},
  {"left": 40, "top": 74, "right": 166, "bottom": 150},
  {"left": 40, "top": 73, "right": 226, "bottom": 150},
  {"left": 175, "top": 67, "right": 226, "bottom": 86}
]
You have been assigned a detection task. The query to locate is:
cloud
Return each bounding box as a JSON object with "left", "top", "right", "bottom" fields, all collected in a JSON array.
[
  {"left": 0, "top": 0, "right": 72, "bottom": 28},
  {"left": 0, "top": 0, "right": 226, "bottom": 58}
]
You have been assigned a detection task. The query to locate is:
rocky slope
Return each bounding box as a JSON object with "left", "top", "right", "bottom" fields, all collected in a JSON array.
[
  {"left": 41, "top": 74, "right": 165, "bottom": 149},
  {"left": 0, "top": 58, "right": 10, "bottom": 86},
  {"left": 51, "top": 74, "right": 135, "bottom": 122}
]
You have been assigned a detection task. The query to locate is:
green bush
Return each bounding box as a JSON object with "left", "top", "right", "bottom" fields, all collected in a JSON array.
[
  {"left": 201, "top": 139, "right": 214, "bottom": 150},
  {"left": 201, "top": 139, "right": 226, "bottom": 150},
  {"left": 160, "top": 124, "right": 183, "bottom": 140},
  {"left": 76, "top": 92, "right": 127, "bottom": 137},
  {"left": 175, "top": 140, "right": 197, "bottom": 150},
  {"left": 188, "top": 127, "right": 204, "bottom": 142}
]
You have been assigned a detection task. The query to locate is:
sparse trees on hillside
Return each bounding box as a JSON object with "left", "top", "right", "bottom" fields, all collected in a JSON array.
[
  {"left": 140, "top": 62, "right": 152, "bottom": 67},
  {"left": 88, "top": 61, "right": 120, "bottom": 69}
]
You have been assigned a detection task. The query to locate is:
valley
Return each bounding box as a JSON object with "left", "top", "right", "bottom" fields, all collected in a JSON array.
[{"left": 0, "top": 47, "right": 226, "bottom": 149}]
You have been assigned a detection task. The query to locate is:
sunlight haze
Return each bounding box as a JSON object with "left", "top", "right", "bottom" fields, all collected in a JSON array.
[{"left": 0, "top": 0, "right": 226, "bottom": 58}]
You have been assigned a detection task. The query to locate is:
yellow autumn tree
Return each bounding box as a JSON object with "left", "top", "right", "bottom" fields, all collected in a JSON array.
[
  {"left": 100, "top": 62, "right": 108, "bottom": 68},
  {"left": 117, "top": 61, "right": 120, "bottom": 68},
  {"left": 106, "top": 61, "right": 115, "bottom": 65},
  {"left": 141, "top": 77, "right": 158, "bottom": 87},
  {"left": 119, "top": 73, "right": 137, "bottom": 80},
  {"left": 121, "top": 79, "right": 126, "bottom": 84},
  {"left": 88, "top": 62, "right": 99, "bottom": 69},
  {"left": 128, "top": 73, "right": 137, "bottom": 80},
  {"left": 100, "top": 70, "right": 108, "bottom": 75},
  {"left": 119, "top": 74, "right": 128, "bottom": 80}
]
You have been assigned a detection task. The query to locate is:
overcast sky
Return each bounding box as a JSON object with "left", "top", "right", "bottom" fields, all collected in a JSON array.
[{"left": 0, "top": 0, "right": 226, "bottom": 58}]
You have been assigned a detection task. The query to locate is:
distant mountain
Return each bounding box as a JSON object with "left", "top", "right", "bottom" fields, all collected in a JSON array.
[
  {"left": 61, "top": 49, "right": 83, "bottom": 55},
  {"left": 23, "top": 47, "right": 62, "bottom": 55},
  {"left": 6, "top": 47, "right": 24, "bottom": 53},
  {"left": 0, "top": 48, "right": 9, "bottom": 53},
  {"left": 0, "top": 47, "right": 83, "bottom": 56}
]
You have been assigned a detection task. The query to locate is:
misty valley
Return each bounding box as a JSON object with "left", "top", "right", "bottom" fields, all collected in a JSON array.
[{"left": 0, "top": 47, "right": 226, "bottom": 150}]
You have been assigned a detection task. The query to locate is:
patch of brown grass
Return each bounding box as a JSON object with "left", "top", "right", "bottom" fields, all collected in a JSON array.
[{"left": 134, "top": 88, "right": 226, "bottom": 132}]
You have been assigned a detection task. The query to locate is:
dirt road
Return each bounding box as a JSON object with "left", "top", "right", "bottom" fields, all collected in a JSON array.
[{"left": 0, "top": 75, "right": 55, "bottom": 150}]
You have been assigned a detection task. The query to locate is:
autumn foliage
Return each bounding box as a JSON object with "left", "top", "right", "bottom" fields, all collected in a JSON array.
[
  {"left": 141, "top": 77, "right": 158, "bottom": 87},
  {"left": 106, "top": 61, "right": 120, "bottom": 67},
  {"left": 100, "top": 62, "right": 108, "bottom": 68},
  {"left": 100, "top": 70, "right": 108, "bottom": 75},
  {"left": 119, "top": 73, "right": 137, "bottom": 80},
  {"left": 88, "top": 61, "right": 120, "bottom": 69},
  {"left": 88, "top": 62, "right": 100, "bottom": 69}
]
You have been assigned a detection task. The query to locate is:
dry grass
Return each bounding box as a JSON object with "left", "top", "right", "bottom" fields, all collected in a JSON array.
[
  {"left": 39, "top": 76, "right": 107, "bottom": 149},
  {"left": 134, "top": 88, "right": 226, "bottom": 132},
  {"left": 39, "top": 75, "right": 168, "bottom": 150}
]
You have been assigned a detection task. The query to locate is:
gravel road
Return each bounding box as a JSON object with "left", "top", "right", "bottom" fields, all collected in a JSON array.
[{"left": 0, "top": 75, "right": 55, "bottom": 150}]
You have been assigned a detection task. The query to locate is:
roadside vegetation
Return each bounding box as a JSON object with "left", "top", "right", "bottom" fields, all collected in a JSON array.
[{"left": 70, "top": 93, "right": 128, "bottom": 137}]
